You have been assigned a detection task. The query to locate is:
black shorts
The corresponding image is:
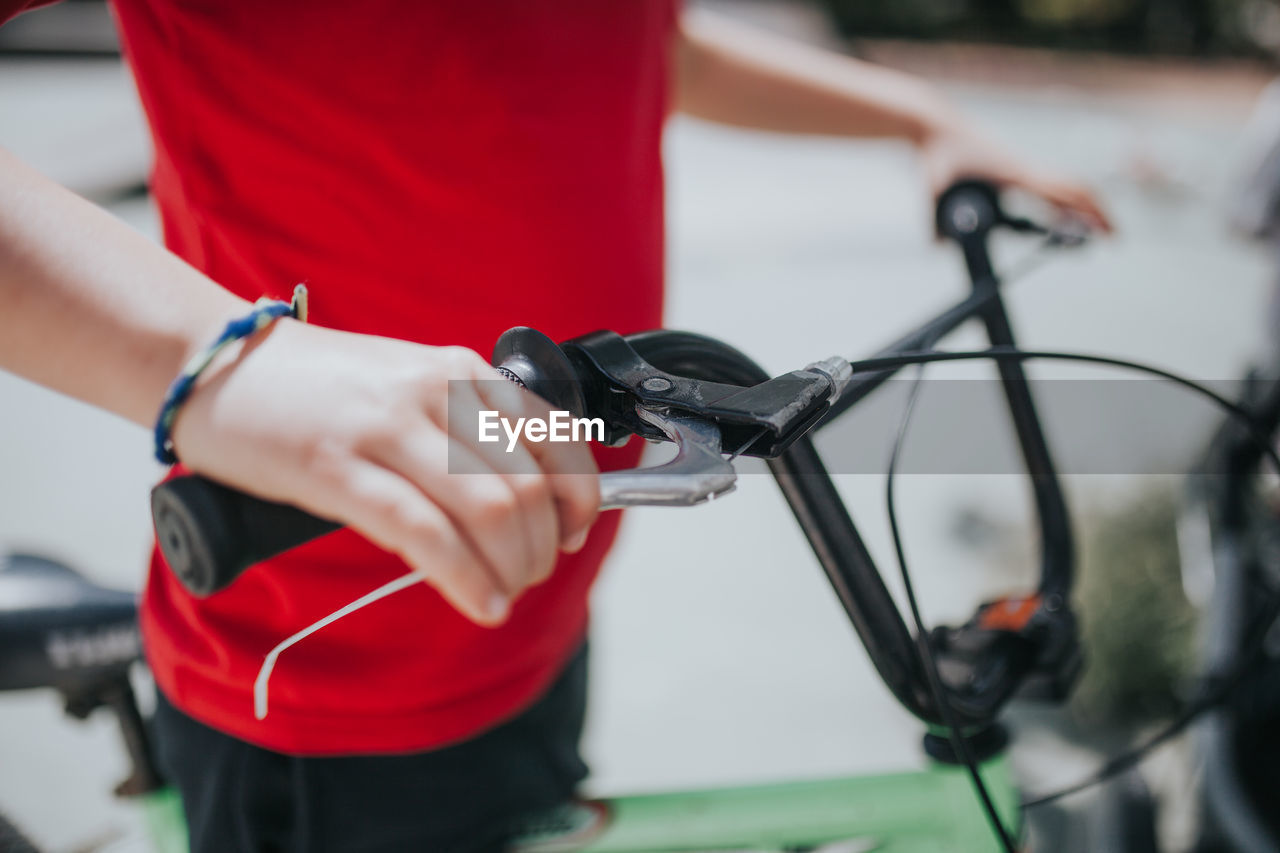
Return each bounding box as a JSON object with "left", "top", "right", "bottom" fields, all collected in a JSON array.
[{"left": 152, "top": 645, "right": 589, "bottom": 853}]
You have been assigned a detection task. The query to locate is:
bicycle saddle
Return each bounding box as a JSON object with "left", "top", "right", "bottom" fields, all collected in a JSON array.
[{"left": 0, "top": 552, "right": 140, "bottom": 693}]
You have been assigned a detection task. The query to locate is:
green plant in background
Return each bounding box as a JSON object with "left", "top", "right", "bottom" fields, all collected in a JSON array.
[
  {"left": 817, "top": 0, "right": 1272, "bottom": 56},
  {"left": 1069, "top": 486, "right": 1197, "bottom": 728},
  {"left": 1017, "top": 0, "right": 1142, "bottom": 26}
]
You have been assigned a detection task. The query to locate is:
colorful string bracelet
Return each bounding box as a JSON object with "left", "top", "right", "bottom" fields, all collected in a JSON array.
[{"left": 153, "top": 284, "right": 309, "bottom": 465}]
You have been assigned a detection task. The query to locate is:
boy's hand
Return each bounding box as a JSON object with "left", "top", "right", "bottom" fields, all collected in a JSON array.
[
  {"left": 170, "top": 320, "right": 600, "bottom": 626},
  {"left": 673, "top": 12, "right": 1112, "bottom": 235},
  {"left": 919, "top": 117, "right": 1114, "bottom": 234}
]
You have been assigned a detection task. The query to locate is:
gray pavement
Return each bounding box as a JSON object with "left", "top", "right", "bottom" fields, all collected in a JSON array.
[{"left": 0, "top": 29, "right": 1274, "bottom": 853}]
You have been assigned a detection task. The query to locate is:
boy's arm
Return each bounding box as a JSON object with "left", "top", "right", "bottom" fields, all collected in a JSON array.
[
  {"left": 0, "top": 148, "right": 598, "bottom": 623},
  {"left": 675, "top": 10, "right": 1111, "bottom": 232},
  {"left": 0, "top": 149, "right": 248, "bottom": 426}
]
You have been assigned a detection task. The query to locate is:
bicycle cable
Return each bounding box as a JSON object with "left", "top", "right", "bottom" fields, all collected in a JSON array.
[
  {"left": 859, "top": 345, "right": 1280, "bottom": 815},
  {"left": 885, "top": 363, "right": 1020, "bottom": 852},
  {"left": 994, "top": 233, "right": 1069, "bottom": 284},
  {"left": 1019, "top": 532, "right": 1280, "bottom": 807}
]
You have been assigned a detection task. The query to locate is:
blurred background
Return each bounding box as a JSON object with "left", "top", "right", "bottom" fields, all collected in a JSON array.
[{"left": 1, "top": 0, "right": 1278, "bottom": 850}]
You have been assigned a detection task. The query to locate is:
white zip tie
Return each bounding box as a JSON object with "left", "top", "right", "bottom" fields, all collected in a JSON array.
[{"left": 253, "top": 570, "right": 420, "bottom": 720}]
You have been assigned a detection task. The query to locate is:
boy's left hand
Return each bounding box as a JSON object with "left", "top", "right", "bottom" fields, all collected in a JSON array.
[{"left": 919, "top": 117, "right": 1114, "bottom": 234}]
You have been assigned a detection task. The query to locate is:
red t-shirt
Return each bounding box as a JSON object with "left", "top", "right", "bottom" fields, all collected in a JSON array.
[{"left": 3, "top": 1, "right": 672, "bottom": 753}]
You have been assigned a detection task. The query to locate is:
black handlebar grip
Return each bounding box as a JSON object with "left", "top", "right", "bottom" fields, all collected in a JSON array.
[
  {"left": 151, "top": 476, "right": 341, "bottom": 597},
  {"left": 151, "top": 330, "right": 579, "bottom": 597}
]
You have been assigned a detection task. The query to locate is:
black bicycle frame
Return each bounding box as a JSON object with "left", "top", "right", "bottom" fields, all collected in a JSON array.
[{"left": 652, "top": 193, "right": 1073, "bottom": 729}]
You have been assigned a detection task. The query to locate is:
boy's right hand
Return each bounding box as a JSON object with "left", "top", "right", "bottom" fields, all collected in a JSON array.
[{"left": 169, "top": 319, "right": 601, "bottom": 626}]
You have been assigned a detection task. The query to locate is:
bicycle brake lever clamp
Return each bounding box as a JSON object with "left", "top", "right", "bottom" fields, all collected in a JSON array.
[
  {"left": 564, "top": 331, "right": 843, "bottom": 458},
  {"left": 804, "top": 356, "right": 854, "bottom": 409}
]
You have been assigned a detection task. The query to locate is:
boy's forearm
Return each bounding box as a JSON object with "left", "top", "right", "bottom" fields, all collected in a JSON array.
[
  {"left": 674, "top": 9, "right": 957, "bottom": 144},
  {"left": 0, "top": 147, "right": 248, "bottom": 428}
]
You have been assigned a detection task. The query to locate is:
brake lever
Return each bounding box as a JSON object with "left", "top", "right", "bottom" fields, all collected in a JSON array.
[
  {"left": 599, "top": 405, "right": 737, "bottom": 509},
  {"left": 937, "top": 180, "right": 1091, "bottom": 249}
]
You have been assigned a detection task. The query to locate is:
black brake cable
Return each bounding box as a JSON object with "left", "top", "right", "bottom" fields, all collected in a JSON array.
[
  {"left": 859, "top": 345, "right": 1280, "bottom": 813},
  {"left": 1020, "top": 540, "right": 1280, "bottom": 807},
  {"left": 994, "top": 233, "right": 1065, "bottom": 284},
  {"left": 885, "top": 364, "right": 1020, "bottom": 852},
  {"left": 727, "top": 426, "right": 769, "bottom": 462}
]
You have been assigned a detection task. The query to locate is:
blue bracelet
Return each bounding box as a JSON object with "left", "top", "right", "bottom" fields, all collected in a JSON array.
[{"left": 153, "top": 284, "right": 309, "bottom": 465}]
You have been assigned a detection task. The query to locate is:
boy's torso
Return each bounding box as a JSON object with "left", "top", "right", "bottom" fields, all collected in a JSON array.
[{"left": 109, "top": 0, "right": 674, "bottom": 753}]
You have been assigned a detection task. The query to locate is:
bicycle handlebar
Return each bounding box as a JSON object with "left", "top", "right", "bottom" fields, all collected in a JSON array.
[
  {"left": 151, "top": 390, "right": 750, "bottom": 598},
  {"left": 150, "top": 328, "right": 846, "bottom": 596},
  {"left": 151, "top": 477, "right": 341, "bottom": 598}
]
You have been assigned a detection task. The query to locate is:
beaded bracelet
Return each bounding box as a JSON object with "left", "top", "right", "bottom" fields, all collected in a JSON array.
[{"left": 153, "top": 284, "right": 309, "bottom": 465}]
